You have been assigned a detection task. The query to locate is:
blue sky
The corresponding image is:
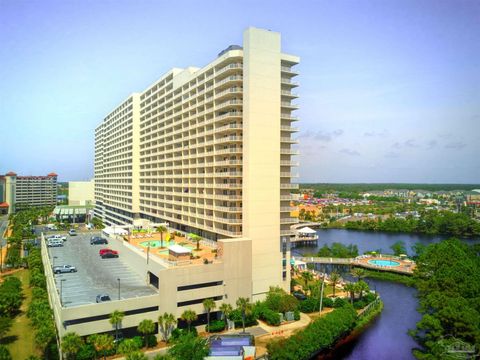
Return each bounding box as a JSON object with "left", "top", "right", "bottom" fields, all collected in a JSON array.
[{"left": 1, "top": 0, "right": 479, "bottom": 183}]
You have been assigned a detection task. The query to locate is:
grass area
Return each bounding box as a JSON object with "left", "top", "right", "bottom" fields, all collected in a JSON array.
[
  {"left": 3, "top": 269, "right": 41, "bottom": 359},
  {"left": 356, "top": 267, "right": 416, "bottom": 287}
]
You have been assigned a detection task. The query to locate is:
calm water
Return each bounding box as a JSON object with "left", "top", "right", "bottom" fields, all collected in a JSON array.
[{"left": 291, "top": 229, "right": 478, "bottom": 360}]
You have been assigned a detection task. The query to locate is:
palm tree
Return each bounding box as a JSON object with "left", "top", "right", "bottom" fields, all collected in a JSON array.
[
  {"left": 357, "top": 280, "right": 370, "bottom": 300},
  {"left": 109, "top": 310, "right": 125, "bottom": 343},
  {"left": 88, "top": 334, "right": 114, "bottom": 360},
  {"left": 137, "top": 319, "right": 155, "bottom": 348},
  {"left": 219, "top": 303, "right": 233, "bottom": 329},
  {"left": 351, "top": 268, "right": 366, "bottom": 282},
  {"left": 156, "top": 225, "right": 167, "bottom": 248},
  {"left": 329, "top": 272, "right": 341, "bottom": 297},
  {"left": 343, "top": 282, "right": 356, "bottom": 304},
  {"left": 202, "top": 298, "right": 216, "bottom": 333},
  {"left": 236, "top": 297, "right": 252, "bottom": 333},
  {"left": 181, "top": 310, "right": 197, "bottom": 332},
  {"left": 158, "top": 312, "right": 177, "bottom": 343},
  {"left": 61, "top": 332, "right": 83, "bottom": 360},
  {"left": 300, "top": 271, "right": 314, "bottom": 291},
  {"left": 190, "top": 234, "right": 201, "bottom": 251}
]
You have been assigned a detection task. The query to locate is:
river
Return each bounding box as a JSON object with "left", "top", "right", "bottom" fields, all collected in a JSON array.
[{"left": 291, "top": 229, "right": 463, "bottom": 360}]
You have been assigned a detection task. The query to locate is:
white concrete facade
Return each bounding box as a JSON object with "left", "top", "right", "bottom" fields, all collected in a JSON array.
[
  {"left": 68, "top": 180, "right": 94, "bottom": 206},
  {"left": 93, "top": 28, "right": 299, "bottom": 301}
]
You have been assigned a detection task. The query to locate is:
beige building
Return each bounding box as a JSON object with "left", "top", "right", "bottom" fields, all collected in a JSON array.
[
  {"left": 68, "top": 180, "right": 94, "bottom": 206},
  {"left": 0, "top": 171, "right": 58, "bottom": 213},
  {"left": 93, "top": 27, "right": 299, "bottom": 301}
]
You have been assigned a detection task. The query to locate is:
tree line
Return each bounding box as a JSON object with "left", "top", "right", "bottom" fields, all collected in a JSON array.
[
  {"left": 343, "top": 210, "right": 480, "bottom": 238},
  {"left": 411, "top": 238, "right": 480, "bottom": 358}
]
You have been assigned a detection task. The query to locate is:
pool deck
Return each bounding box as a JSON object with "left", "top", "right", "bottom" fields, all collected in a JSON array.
[
  {"left": 124, "top": 231, "right": 219, "bottom": 266},
  {"left": 296, "top": 254, "right": 416, "bottom": 275}
]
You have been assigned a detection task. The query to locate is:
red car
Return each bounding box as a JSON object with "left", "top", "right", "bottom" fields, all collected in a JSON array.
[{"left": 99, "top": 249, "right": 118, "bottom": 256}]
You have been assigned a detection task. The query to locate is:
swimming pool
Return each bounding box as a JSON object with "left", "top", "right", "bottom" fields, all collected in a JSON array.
[
  {"left": 368, "top": 259, "right": 401, "bottom": 267},
  {"left": 139, "top": 240, "right": 173, "bottom": 248}
]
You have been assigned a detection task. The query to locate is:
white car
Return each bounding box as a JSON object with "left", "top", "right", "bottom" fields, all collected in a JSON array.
[{"left": 48, "top": 234, "right": 67, "bottom": 242}]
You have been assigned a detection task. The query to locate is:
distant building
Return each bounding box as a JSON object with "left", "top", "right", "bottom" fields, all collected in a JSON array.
[
  {"left": 68, "top": 180, "right": 94, "bottom": 206},
  {"left": 0, "top": 171, "right": 58, "bottom": 213}
]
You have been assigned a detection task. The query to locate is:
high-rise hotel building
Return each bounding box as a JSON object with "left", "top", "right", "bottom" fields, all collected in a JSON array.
[
  {"left": 94, "top": 28, "right": 299, "bottom": 299},
  {"left": 0, "top": 172, "right": 58, "bottom": 214}
]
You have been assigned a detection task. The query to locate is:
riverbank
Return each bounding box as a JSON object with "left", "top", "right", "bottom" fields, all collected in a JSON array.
[
  {"left": 354, "top": 267, "right": 416, "bottom": 287},
  {"left": 318, "top": 299, "right": 384, "bottom": 360}
]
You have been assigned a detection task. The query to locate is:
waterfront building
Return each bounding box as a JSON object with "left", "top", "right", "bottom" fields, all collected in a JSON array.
[
  {"left": 0, "top": 171, "right": 58, "bottom": 213},
  {"left": 93, "top": 27, "right": 299, "bottom": 299}
]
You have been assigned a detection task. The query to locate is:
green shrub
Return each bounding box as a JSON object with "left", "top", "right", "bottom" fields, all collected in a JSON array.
[
  {"left": 77, "top": 344, "right": 96, "bottom": 360},
  {"left": 0, "top": 345, "right": 12, "bottom": 360},
  {"left": 145, "top": 334, "right": 157, "bottom": 347},
  {"left": 206, "top": 320, "right": 225, "bottom": 333},
  {"left": 294, "top": 309, "right": 300, "bottom": 321},
  {"left": 171, "top": 327, "right": 197, "bottom": 340},
  {"left": 297, "top": 297, "right": 333, "bottom": 313},
  {"left": 267, "top": 305, "right": 357, "bottom": 360},
  {"left": 332, "top": 297, "right": 347, "bottom": 308},
  {"left": 260, "top": 308, "right": 281, "bottom": 326},
  {"left": 230, "top": 309, "right": 258, "bottom": 329}
]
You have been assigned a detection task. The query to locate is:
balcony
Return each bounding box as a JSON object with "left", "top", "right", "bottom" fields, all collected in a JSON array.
[
  {"left": 216, "top": 99, "right": 243, "bottom": 110},
  {"left": 216, "top": 63, "right": 243, "bottom": 76},
  {"left": 281, "top": 102, "right": 299, "bottom": 109},
  {"left": 280, "top": 172, "right": 299, "bottom": 178},
  {"left": 281, "top": 90, "right": 299, "bottom": 98},
  {"left": 281, "top": 78, "right": 299, "bottom": 87},
  {"left": 280, "top": 217, "right": 299, "bottom": 224},
  {"left": 280, "top": 160, "right": 299, "bottom": 166},
  {"left": 216, "top": 136, "right": 243, "bottom": 144},
  {"left": 281, "top": 114, "right": 299, "bottom": 121},
  {"left": 216, "top": 111, "right": 243, "bottom": 121},
  {"left": 280, "top": 149, "right": 300, "bottom": 155},
  {"left": 216, "top": 75, "right": 243, "bottom": 88},
  {"left": 281, "top": 66, "right": 298, "bottom": 75},
  {"left": 281, "top": 183, "right": 299, "bottom": 189},
  {"left": 280, "top": 137, "right": 298, "bottom": 144},
  {"left": 280, "top": 126, "right": 299, "bottom": 132}
]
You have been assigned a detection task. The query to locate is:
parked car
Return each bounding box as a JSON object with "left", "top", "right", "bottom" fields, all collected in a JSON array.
[
  {"left": 96, "top": 294, "right": 111, "bottom": 303},
  {"left": 45, "top": 224, "right": 58, "bottom": 231},
  {"left": 68, "top": 229, "right": 77, "bottom": 236},
  {"left": 90, "top": 236, "right": 108, "bottom": 245},
  {"left": 48, "top": 234, "right": 66, "bottom": 242},
  {"left": 101, "top": 251, "right": 119, "bottom": 259},
  {"left": 47, "top": 239, "right": 64, "bottom": 248},
  {"left": 99, "top": 249, "right": 118, "bottom": 256},
  {"left": 293, "top": 292, "right": 307, "bottom": 301},
  {"left": 53, "top": 265, "right": 77, "bottom": 274}
]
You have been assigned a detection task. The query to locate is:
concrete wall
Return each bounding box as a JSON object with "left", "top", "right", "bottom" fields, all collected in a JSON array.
[
  {"left": 68, "top": 180, "right": 94, "bottom": 206},
  {"left": 243, "top": 27, "right": 283, "bottom": 300},
  {"left": 42, "top": 232, "right": 253, "bottom": 338}
]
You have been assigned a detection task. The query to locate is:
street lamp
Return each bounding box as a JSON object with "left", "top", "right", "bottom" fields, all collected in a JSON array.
[
  {"left": 117, "top": 278, "right": 121, "bottom": 300},
  {"left": 318, "top": 275, "right": 325, "bottom": 315},
  {"left": 60, "top": 279, "right": 66, "bottom": 306}
]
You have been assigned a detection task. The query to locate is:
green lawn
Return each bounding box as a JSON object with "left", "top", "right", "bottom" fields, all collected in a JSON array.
[{"left": 4, "top": 269, "right": 41, "bottom": 359}]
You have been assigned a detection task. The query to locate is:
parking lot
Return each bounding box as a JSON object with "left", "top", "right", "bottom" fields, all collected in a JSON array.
[{"left": 47, "top": 232, "right": 157, "bottom": 307}]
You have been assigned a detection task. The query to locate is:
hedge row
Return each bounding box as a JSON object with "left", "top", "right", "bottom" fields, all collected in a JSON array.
[
  {"left": 267, "top": 305, "right": 357, "bottom": 360},
  {"left": 26, "top": 249, "right": 58, "bottom": 359}
]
